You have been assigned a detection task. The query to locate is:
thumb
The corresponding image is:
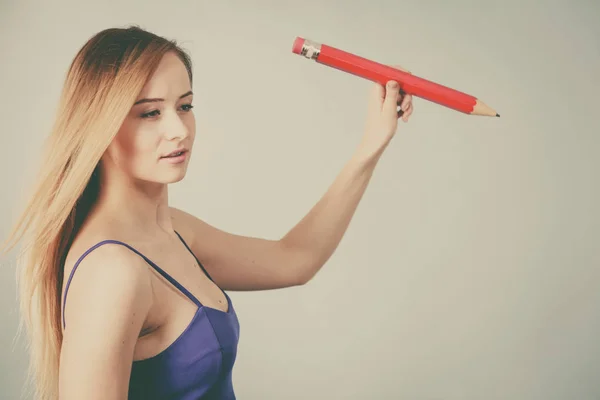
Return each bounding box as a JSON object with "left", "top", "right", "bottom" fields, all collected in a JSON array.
[{"left": 382, "top": 80, "right": 400, "bottom": 112}]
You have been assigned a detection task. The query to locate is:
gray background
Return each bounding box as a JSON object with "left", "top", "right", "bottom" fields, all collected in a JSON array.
[{"left": 1, "top": 0, "right": 599, "bottom": 399}]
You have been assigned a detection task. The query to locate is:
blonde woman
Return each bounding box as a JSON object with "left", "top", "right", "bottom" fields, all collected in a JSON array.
[{"left": 1, "top": 25, "right": 413, "bottom": 400}]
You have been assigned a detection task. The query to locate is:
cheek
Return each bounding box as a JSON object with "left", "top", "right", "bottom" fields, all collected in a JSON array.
[{"left": 112, "top": 121, "right": 160, "bottom": 168}]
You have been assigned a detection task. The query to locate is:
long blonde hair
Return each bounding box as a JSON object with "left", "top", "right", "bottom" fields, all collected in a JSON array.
[{"left": 0, "top": 25, "right": 193, "bottom": 400}]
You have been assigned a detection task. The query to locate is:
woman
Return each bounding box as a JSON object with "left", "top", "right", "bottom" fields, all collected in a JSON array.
[{"left": 1, "top": 25, "right": 413, "bottom": 400}]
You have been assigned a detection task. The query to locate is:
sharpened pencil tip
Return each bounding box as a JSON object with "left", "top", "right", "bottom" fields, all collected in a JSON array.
[{"left": 496, "top": 113, "right": 500, "bottom": 117}]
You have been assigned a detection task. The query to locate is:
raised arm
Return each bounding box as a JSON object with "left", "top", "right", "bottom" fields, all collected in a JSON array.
[
  {"left": 171, "top": 78, "right": 413, "bottom": 291},
  {"left": 58, "top": 244, "right": 153, "bottom": 400}
]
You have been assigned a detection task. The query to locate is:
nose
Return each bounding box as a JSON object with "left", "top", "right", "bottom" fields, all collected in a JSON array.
[{"left": 163, "top": 110, "right": 190, "bottom": 141}]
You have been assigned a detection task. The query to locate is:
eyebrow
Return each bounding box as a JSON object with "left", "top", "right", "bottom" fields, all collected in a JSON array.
[{"left": 133, "top": 90, "right": 193, "bottom": 106}]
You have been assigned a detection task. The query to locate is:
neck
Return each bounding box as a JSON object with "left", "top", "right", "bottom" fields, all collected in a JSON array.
[{"left": 92, "top": 166, "right": 174, "bottom": 236}]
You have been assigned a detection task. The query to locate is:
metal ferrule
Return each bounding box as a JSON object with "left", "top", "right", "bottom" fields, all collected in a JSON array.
[{"left": 300, "top": 40, "right": 321, "bottom": 60}]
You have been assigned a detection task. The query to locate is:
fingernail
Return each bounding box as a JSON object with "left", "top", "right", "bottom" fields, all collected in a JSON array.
[{"left": 387, "top": 81, "right": 398, "bottom": 89}]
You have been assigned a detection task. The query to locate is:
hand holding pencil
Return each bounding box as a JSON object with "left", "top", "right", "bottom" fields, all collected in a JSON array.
[
  {"left": 358, "top": 70, "right": 415, "bottom": 159},
  {"left": 292, "top": 37, "right": 499, "bottom": 118}
]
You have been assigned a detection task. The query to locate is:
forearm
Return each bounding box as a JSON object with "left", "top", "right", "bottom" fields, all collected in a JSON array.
[{"left": 281, "top": 143, "right": 383, "bottom": 282}]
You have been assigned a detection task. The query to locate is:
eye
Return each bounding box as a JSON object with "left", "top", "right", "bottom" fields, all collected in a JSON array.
[
  {"left": 141, "top": 109, "right": 160, "bottom": 118},
  {"left": 140, "top": 103, "right": 194, "bottom": 119}
]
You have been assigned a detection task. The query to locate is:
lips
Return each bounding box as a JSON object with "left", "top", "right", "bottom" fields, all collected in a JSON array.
[{"left": 161, "top": 149, "right": 187, "bottom": 158}]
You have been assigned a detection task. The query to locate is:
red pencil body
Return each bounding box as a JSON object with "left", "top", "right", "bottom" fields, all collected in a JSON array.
[{"left": 292, "top": 37, "right": 495, "bottom": 116}]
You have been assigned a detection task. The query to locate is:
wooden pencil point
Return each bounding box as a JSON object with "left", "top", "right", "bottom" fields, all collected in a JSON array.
[{"left": 472, "top": 99, "right": 498, "bottom": 117}]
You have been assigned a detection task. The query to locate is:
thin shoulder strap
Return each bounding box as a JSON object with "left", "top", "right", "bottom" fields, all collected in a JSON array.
[
  {"left": 62, "top": 238, "right": 202, "bottom": 329},
  {"left": 173, "top": 230, "right": 215, "bottom": 283}
]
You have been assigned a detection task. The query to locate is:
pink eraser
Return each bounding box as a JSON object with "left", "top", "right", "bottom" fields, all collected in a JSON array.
[{"left": 292, "top": 37, "right": 304, "bottom": 54}]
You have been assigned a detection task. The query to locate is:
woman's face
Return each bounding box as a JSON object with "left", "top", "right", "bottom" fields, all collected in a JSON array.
[{"left": 104, "top": 51, "right": 196, "bottom": 184}]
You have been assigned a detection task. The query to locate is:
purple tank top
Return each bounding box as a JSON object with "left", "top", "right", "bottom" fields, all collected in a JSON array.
[{"left": 62, "top": 230, "right": 240, "bottom": 399}]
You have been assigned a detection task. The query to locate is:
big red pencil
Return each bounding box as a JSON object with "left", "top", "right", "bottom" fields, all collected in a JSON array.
[{"left": 292, "top": 37, "right": 499, "bottom": 117}]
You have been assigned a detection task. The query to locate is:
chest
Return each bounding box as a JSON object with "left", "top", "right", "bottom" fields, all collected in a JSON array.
[
  {"left": 134, "top": 239, "right": 229, "bottom": 339},
  {"left": 138, "top": 239, "right": 227, "bottom": 310}
]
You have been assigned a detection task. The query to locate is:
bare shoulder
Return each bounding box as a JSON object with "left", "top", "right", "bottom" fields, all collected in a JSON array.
[
  {"left": 169, "top": 205, "right": 229, "bottom": 243},
  {"left": 62, "top": 236, "right": 153, "bottom": 332},
  {"left": 169, "top": 205, "right": 200, "bottom": 239},
  {"left": 168, "top": 206, "right": 229, "bottom": 259},
  {"left": 59, "top": 236, "right": 153, "bottom": 398}
]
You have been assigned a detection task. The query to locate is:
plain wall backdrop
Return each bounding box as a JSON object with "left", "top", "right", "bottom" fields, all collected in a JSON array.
[{"left": 1, "top": 0, "right": 599, "bottom": 399}]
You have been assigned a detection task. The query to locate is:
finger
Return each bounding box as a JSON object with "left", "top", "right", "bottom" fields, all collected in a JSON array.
[
  {"left": 398, "top": 103, "right": 412, "bottom": 121},
  {"left": 371, "top": 82, "right": 385, "bottom": 102},
  {"left": 402, "top": 103, "right": 413, "bottom": 122},
  {"left": 397, "top": 102, "right": 409, "bottom": 118},
  {"left": 368, "top": 82, "right": 386, "bottom": 111},
  {"left": 396, "top": 90, "right": 405, "bottom": 105},
  {"left": 399, "top": 93, "right": 412, "bottom": 112},
  {"left": 383, "top": 81, "right": 401, "bottom": 113},
  {"left": 390, "top": 64, "right": 412, "bottom": 104}
]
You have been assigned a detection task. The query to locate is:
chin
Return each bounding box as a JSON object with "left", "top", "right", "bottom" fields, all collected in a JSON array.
[
  {"left": 164, "top": 170, "right": 188, "bottom": 184},
  {"left": 143, "top": 169, "right": 188, "bottom": 185},
  {"left": 168, "top": 174, "right": 186, "bottom": 183}
]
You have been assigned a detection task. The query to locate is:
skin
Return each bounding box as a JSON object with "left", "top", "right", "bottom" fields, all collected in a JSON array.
[{"left": 57, "top": 51, "right": 413, "bottom": 399}]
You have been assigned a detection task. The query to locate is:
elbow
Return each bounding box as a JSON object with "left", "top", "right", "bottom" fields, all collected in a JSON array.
[
  {"left": 293, "top": 261, "right": 320, "bottom": 286},
  {"left": 279, "top": 239, "right": 320, "bottom": 286},
  {"left": 286, "top": 261, "right": 312, "bottom": 287},
  {"left": 294, "top": 272, "right": 311, "bottom": 286}
]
